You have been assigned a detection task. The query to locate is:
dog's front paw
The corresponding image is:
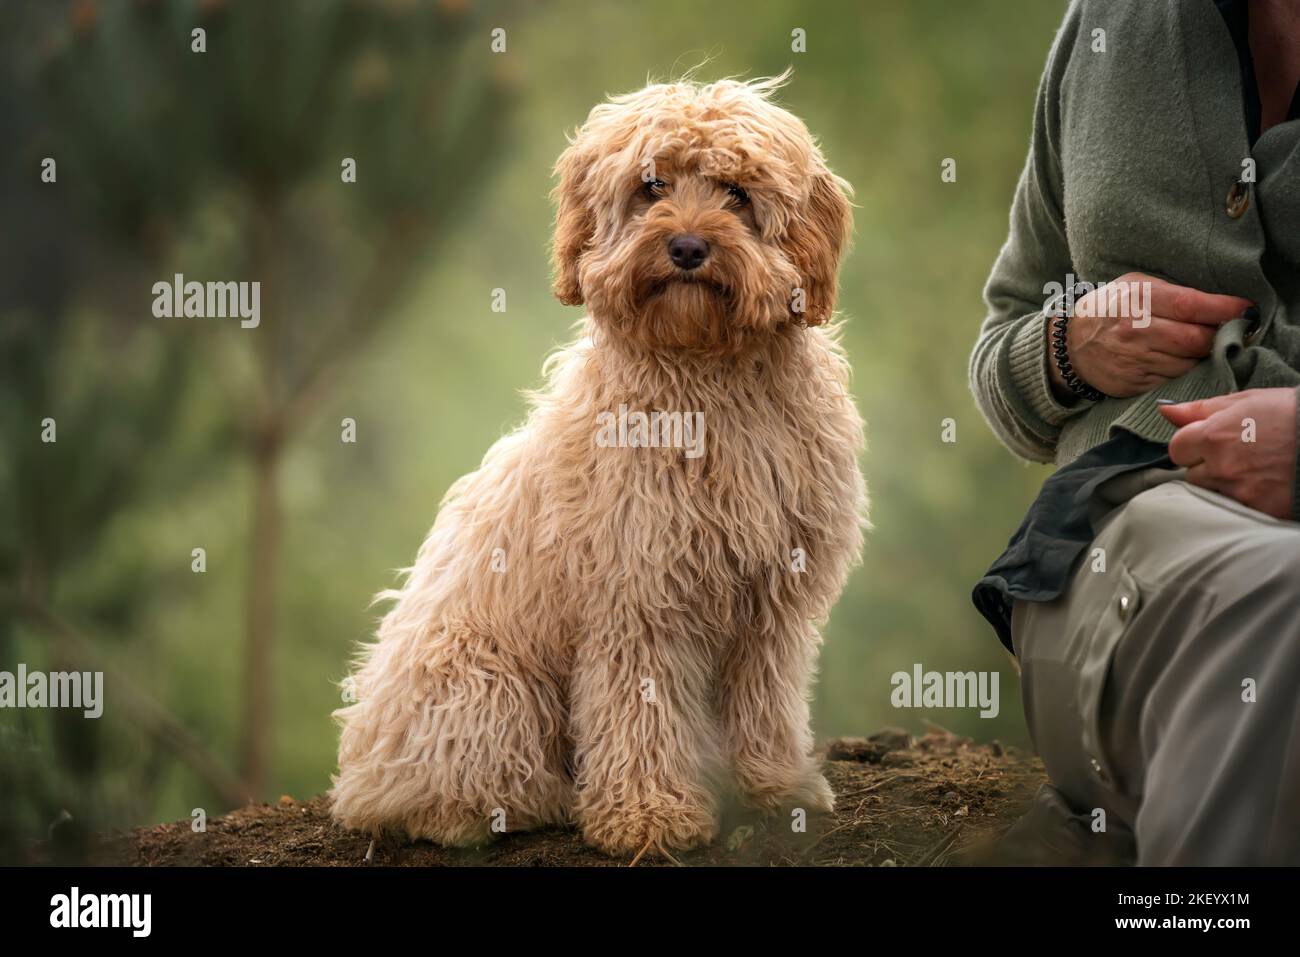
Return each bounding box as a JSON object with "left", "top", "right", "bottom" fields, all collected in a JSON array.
[
  {"left": 738, "top": 765, "right": 836, "bottom": 815},
  {"left": 400, "top": 801, "right": 497, "bottom": 848},
  {"left": 579, "top": 796, "right": 719, "bottom": 859},
  {"left": 332, "top": 787, "right": 495, "bottom": 849}
]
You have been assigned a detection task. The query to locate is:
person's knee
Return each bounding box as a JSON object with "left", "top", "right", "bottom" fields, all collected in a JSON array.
[
  {"left": 1108, "top": 481, "right": 1189, "bottom": 532},
  {"left": 1213, "top": 525, "right": 1300, "bottom": 621}
]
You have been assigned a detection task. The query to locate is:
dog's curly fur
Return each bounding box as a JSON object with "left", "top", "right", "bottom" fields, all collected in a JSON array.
[{"left": 331, "top": 75, "right": 868, "bottom": 857}]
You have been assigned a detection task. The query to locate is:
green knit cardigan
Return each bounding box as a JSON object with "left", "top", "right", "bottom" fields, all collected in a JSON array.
[{"left": 969, "top": 0, "right": 1300, "bottom": 510}]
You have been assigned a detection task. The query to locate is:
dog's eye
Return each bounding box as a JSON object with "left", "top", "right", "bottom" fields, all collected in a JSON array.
[
  {"left": 642, "top": 179, "right": 667, "bottom": 201},
  {"left": 724, "top": 183, "right": 750, "bottom": 207}
]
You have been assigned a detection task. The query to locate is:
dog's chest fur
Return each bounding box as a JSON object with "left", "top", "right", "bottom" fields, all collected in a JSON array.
[{"left": 535, "top": 326, "right": 866, "bottom": 636}]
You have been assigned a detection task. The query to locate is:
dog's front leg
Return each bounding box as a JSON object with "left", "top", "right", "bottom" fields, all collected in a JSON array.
[
  {"left": 720, "top": 599, "right": 835, "bottom": 816},
  {"left": 570, "top": 615, "right": 720, "bottom": 858}
]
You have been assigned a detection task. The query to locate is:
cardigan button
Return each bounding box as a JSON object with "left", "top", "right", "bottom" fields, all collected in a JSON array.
[
  {"left": 1226, "top": 180, "right": 1250, "bottom": 219},
  {"left": 1089, "top": 756, "right": 1112, "bottom": 785},
  {"left": 1245, "top": 316, "right": 1263, "bottom": 345}
]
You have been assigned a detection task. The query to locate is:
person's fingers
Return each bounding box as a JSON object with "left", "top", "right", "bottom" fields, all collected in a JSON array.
[
  {"left": 1158, "top": 403, "right": 1198, "bottom": 427},
  {"left": 1142, "top": 352, "right": 1200, "bottom": 379},
  {"left": 1147, "top": 281, "right": 1253, "bottom": 325},
  {"left": 1159, "top": 392, "right": 1242, "bottom": 427},
  {"left": 1167, "top": 417, "right": 1212, "bottom": 466},
  {"left": 1144, "top": 317, "right": 1217, "bottom": 358},
  {"left": 1076, "top": 278, "right": 1249, "bottom": 326},
  {"left": 1184, "top": 463, "right": 1230, "bottom": 494}
]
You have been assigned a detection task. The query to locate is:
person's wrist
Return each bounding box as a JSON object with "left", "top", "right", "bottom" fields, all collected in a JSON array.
[
  {"left": 1007, "top": 312, "right": 1081, "bottom": 429},
  {"left": 1048, "top": 312, "right": 1105, "bottom": 402},
  {"left": 1045, "top": 327, "right": 1076, "bottom": 403},
  {"left": 1041, "top": 289, "right": 1085, "bottom": 405}
]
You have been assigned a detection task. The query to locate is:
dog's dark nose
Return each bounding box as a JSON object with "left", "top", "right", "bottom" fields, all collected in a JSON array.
[{"left": 668, "top": 233, "right": 710, "bottom": 271}]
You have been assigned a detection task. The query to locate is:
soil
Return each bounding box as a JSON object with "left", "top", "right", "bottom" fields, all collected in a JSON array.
[{"left": 87, "top": 727, "right": 1046, "bottom": 867}]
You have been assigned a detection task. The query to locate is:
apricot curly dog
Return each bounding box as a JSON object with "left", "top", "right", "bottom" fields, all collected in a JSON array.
[{"left": 332, "top": 74, "right": 867, "bottom": 858}]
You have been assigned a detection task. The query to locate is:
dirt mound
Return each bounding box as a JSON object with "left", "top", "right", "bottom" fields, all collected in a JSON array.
[{"left": 89, "top": 728, "right": 1045, "bottom": 866}]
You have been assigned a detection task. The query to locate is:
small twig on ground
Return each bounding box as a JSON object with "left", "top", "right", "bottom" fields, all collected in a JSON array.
[
  {"left": 837, "top": 772, "right": 924, "bottom": 798},
  {"left": 628, "top": 839, "right": 653, "bottom": 868},
  {"left": 913, "top": 826, "right": 964, "bottom": 866}
]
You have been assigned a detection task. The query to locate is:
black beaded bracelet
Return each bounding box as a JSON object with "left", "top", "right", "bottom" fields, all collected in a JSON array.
[{"left": 1049, "top": 312, "right": 1105, "bottom": 402}]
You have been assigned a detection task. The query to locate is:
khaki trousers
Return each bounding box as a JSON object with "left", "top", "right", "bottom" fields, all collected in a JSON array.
[{"left": 1012, "top": 475, "right": 1300, "bottom": 865}]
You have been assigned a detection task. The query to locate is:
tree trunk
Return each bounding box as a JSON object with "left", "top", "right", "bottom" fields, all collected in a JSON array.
[{"left": 240, "top": 438, "right": 281, "bottom": 797}]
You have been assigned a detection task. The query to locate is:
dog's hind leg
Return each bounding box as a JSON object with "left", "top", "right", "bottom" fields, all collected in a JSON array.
[
  {"left": 719, "top": 599, "right": 835, "bottom": 815},
  {"left": 332, "top": 620, "right": 572, "bottom": 846}
]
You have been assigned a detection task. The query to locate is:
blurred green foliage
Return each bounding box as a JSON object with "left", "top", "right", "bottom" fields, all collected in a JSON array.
[{"left": 1, "top": 0, "right": 1066, "bottom": 855}]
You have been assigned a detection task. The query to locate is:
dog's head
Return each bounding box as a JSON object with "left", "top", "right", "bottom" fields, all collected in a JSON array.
[{"left": 551, "top": 75, "right": 852, "bottom": 354}]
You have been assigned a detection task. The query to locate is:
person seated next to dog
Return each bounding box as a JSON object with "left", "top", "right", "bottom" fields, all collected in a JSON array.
[{"left": 969, "top": 0, "right": 1300, "bottom": 864}]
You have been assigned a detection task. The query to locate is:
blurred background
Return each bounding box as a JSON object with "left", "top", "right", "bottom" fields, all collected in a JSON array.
[{"left": 0, "top": 0, "right": 1064, "bottom": 861}]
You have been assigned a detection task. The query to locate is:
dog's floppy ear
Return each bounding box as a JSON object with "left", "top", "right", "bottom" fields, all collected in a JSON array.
[
  {"left": 786, "top": 170, "right": 852, "bottom": 326},
  {"left": 551, "top": 138, "right": 596, "bottom": 306}
]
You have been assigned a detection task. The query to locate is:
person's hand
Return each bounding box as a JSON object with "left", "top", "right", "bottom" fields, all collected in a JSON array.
[
  {"left": 1160, "top": 388, "right": 1299, "bottom": 520},
  {"left": 1047, "top": 273, "right": 1253, "bottom": 400}
]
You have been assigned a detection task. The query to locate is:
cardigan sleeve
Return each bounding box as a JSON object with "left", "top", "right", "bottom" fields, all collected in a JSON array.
[{"left": 968, "top": 1, "right": 1094, "bottom": 464}]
